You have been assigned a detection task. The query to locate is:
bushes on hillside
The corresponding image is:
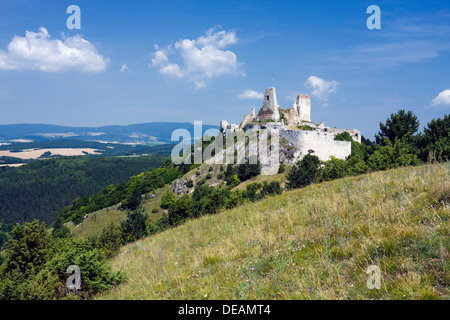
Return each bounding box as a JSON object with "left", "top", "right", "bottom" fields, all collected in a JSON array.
[
  {"left": 96, "top": 223, "right": 124, "bottom": 258},
  {"left": 161, "top": 190, "right": 175, "bottom": 209},
  {"left": 320, "top": 155, "right": 368, "bottom": 182},
  {"left": 0, "top": 220, "right": 124, "bottom": 300},
  {"left": 286, "top": 154, "right": 321, "bottom": 190},
  {"left": 120, "top": 207, "right": 148, "bottom": 243},
  {"left": 367, "top": 138, "right": 420, "bottom": 171},
  {"left": 56, "top": 165, "right": 184, "bottom": 225}
]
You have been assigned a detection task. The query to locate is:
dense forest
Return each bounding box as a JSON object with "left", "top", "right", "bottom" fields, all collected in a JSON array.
[{"left": 0, "top": 155, "right": 168, "bottom": 227}]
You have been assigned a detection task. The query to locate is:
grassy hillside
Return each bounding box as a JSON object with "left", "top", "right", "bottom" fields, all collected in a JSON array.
[
  {"left": 67, "top": 162, "right": 287, "bottom": 239},
  {"left": 98, "top": 163, "right": 449, "bottom": 300}
]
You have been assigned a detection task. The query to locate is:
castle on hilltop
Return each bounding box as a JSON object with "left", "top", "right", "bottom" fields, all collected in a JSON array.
[{"left": 220, "top": 87, "right": 361, "bottom": 163}]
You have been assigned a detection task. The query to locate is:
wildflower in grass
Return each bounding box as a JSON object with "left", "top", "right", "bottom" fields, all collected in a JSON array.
[
  {"left": 307, "top": 287, "right": 312, "bottom": 292},
  {"left": 338, "top": 200, "right": 341, "bottom": 204}
]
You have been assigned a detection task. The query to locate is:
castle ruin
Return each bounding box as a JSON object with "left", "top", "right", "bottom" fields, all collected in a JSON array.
[{"left": 220, "top": 87, "right": 361, "bottom": 164}]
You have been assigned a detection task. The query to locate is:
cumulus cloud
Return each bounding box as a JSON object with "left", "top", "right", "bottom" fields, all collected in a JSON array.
[
  {"left": 149, "top": 28, "right": 244, "bottom": 88},
  {"left": 431, "top": 89, "right": 450, "bottom": 107},
  {"left": 304, "top": 76, "right": 339, "bottom": 105},
  {"left": 238, "top": 89, "right": 264, "bottom": 100},
  {"left": 0, "top": 27, "right": 109, "bottom": 72}
]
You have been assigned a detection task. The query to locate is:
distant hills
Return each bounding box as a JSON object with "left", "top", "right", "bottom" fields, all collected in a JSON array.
[{"left": 0, "top": 122, "right": 219, "bottom": 145}]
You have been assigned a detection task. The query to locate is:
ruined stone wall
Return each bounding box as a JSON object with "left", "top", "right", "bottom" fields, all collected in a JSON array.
[
  {"left": 325, "top": 127, "right": 362, "bottom": 143},
  {"left": 280, "top": 129, "right": 351, "bottom": 161},
  {"left": 294, "top": 95, "right": 311, "bottom": 122}
]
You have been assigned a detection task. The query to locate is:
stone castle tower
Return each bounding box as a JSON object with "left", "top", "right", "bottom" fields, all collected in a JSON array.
[
  {"left": 256, "top": 87, "right": 280, "bottom": 122},
  {"left": 293, "top": 94, "right": 311, "bottom": 122}
]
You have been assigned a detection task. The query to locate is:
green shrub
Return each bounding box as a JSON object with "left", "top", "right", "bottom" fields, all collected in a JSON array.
[
  {"left": 120, "top": 206, "right": 148, "bottom": 243},
  {"left": 286, "top": 154, "right": 320, "bottom": 190},
  {"left": 244, "top": 183, "right": 262, "bottom": 202},
  {"left": 186, "top": 179, "right": 194, "bottom": 188},
  {"left": 160, "top": 190, "right": 175, "bottom": 209},
  {"left": 96, "top": 223, "right": 123, "bottom": 258},
  {"left": 237, "top": 160, "right": 261, "bottom": 181},
  {"left": 334, "top": 132, "right": 353, "bottom": 141},
  {"left": 229, "top": 174, "right": 241, "bottom": 188},
  {"left": 168, "top": 195, "right": 193, "bottom": 226},
  {"left": 297, "top": 125, "right": 313, "bottom": 131}
]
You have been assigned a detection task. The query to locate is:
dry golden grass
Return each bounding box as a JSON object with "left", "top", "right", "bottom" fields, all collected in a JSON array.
[{"left": 98, "top": 163, "right": 449, "bottom": 300}]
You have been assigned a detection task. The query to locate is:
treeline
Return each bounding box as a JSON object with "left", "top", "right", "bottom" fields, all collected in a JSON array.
[{"left": 0, "top": 155, "right": 168, "bottom": 226}]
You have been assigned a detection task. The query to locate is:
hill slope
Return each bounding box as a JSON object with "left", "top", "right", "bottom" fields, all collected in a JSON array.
[
  {"left": 99, "top": 163, "right": 449, "bottom": 300},
  {"left": 0, "top": 155, "right": 168, "bottom": 225}
]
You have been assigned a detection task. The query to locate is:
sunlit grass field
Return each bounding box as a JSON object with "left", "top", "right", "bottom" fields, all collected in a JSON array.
[{"left": 98, "top": 162, "right": 449, "bottom": 300}]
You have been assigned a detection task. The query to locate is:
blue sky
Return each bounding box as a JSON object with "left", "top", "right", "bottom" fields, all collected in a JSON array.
[{"left": 0, "top": 0, "right": 449, "bottom": 139}]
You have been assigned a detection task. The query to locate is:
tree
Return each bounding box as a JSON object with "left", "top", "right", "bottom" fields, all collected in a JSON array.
[
  {"left": 375, "top": 109, "right": 419, "bottom": 146},
  {"left": 286, "top": 154, "right": 320, "bottom": 190},
  {"left": 120, "top": 206, "right": 148, "bottom": 243},
  {"left": 96, "top": 223, "right": 124, "bottom": 258},
  {"left": 168, "top": 195, "right": 194, "bottom": 226},
  {"left": 160, "top": 190, "right": 175, "bottom": 209},
  {"left": 237, "top": 161, "right": 261, "bottom": 181},
  {"left": 417, "top": 114, "right": 450, "bottom": 162}
]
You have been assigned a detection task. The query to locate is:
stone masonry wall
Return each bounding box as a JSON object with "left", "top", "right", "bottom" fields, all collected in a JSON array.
[{"left": 280, "top": 129, "right": 351, "bottom": 161}]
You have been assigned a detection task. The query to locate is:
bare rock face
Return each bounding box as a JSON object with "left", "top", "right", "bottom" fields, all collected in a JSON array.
[
  {"left": 257, "top": 87, "right": 280, "bottom": 122},
  {"left": 170, "top": 179, "right": 188, "bottom": 194}
]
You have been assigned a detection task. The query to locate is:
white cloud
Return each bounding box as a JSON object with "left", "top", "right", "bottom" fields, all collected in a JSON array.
[
  {"left": 151, "top": 49, "right": 169, "bottom": 66},
  {"left": 119, "top": 64, "right": 131, "bottom": 73},
  {"left": 304, "top": 76, "right": 339, "bottom": 104},
  {"left": 160, "top": 63, "right": 183, "bottom": 79},
  {"left": 149, "top": 28, "right": 244, "bottom": 88},
  {"left": 431, "top": 89, "right": 450, "bottom": 107},
  {"left": 0, "top": 27, "right": 109, "bottom": 72},
  {"left": 238, "top": 89, "right": 263, "bottom": 100}
]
